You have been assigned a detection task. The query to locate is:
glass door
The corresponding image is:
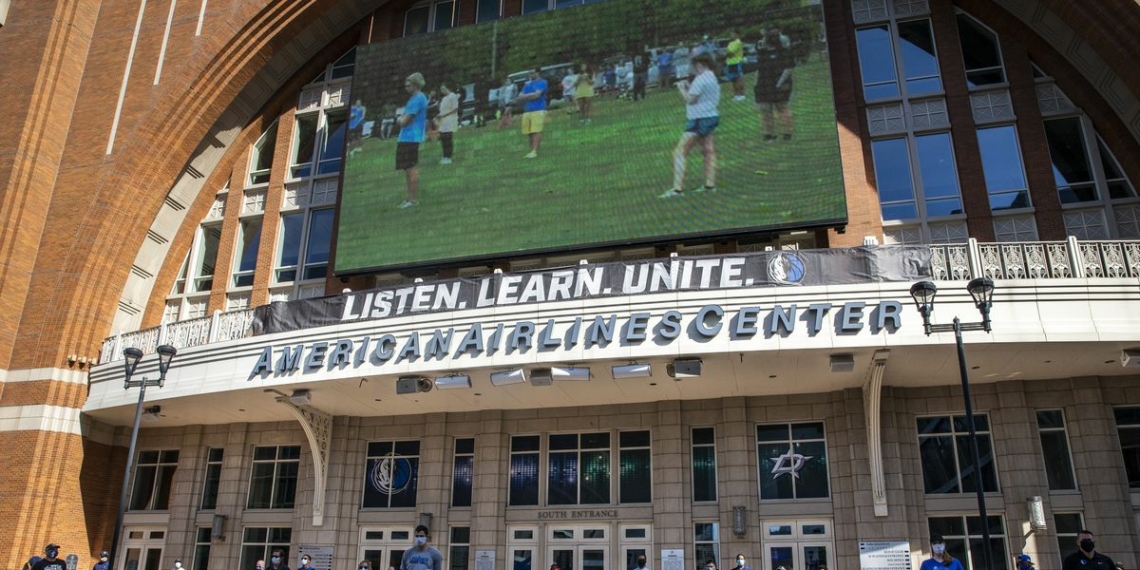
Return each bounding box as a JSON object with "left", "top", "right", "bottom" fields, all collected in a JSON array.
[
  {"left": 118, "top": 528, "right": 166, "bottom": 570},
  {"left": 360, "top": 528, "right": 412, "bottom": 570},
  {"left": 548, "top": 546, "right": 607, "bottom": 570},
  {"left": 760, "top": 520, "right": 832, "bottom": 570}
]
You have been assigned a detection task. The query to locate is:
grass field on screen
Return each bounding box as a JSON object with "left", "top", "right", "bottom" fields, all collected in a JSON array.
[{"left": 337, "top": 55, "right": 844, "bottom": 272}]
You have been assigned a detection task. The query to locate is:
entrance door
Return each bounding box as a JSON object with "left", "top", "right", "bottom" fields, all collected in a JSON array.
[
  {"left": 764, "top": 543, "right": 830, "bottom": 570},
  {"left": 761, "top": 520, "right": 833, "bottom": 570},
  {"left": 549, "top": 545, "right": 608, "bottom": 570},
  {"left": 118, "top": 528, "right": 166, "bottom": 570},
  {"left": 360, "top": 528, "right": 413, "bottom": 570}
]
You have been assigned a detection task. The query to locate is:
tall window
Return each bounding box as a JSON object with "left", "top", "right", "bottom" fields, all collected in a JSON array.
[
  {"left": 976, "top": 126, "right": 1030, "bottom": 211},
  {"left": 1035, "top": 410, "right": 1076, "bottom": 491},
  {"left": 872, "top": 134, "right": 964, "bottom": 222},
  {"left": 239, "top": 528, "right": 291, "bottom": 570},
  {"left": 691, "top": 427, "right": 718, "bottom": 502},
  {"left": 510, "top": 435, "right": 540, "bottom": 506},
  {"left": 449, "top": 527, "right": 471, "bottom": 570},
  {"left": 756, "top": 422, "right": 829, "bottom": 499},
  {"left": 956, "top": 14, "right": 1005, "bottom": 87},
  {"left": 452, "top": 437, "right": 475, "bottom": 507},
  {"left": 200, "top": 447, "right": 224, "bottom": 510},
  {"left": 233, "top": 217, "right": 262, "bottom": 287},
  {"left": 548, "top": 432, "right": 610, "bottom": 505},
  {"left": 192, "top": 224, "right": 222, "bottom": 293},
  {"left": 1113, "top": 407, "right": 1140, "bottom": 488},
  {"left": 247, "top": 445, "right": 300, "bottom": 509},
  {"left": 1040, "top": 112, "right": 1140, "bottom": 239},
  {"left": 301, "top": 208, "right": 334, "bottom": 280},
  {"left": 130, "top": 450, "right": 179, "bottom": 510},
  {"left": 193, "top": 527, "right": 212, "bottom": 570},
  {"left": 619, "top": 431, "right": 651, "bottom": 504},
  {"left": 917, "top": 415, "right": 999, "bottom": 494},
  {"left": 475, "top": 0, "right": 500, "bottom": 22},
  {"left": 315, "top": 112, "right": 347, "bottom": 175},
  {"left": 1053, "top": 513, "right": 1083, "bottom": 564},
  {"left": 927, "top": 516, "right": 1007, "bottom": 570},
  {"left": 363, "top": 440, "right": 421, "bottom": 508},
  {"left": 404, "top": 0, "right": 456, "bottom": 36},
  {"left": 694, "top": 523, "right": 719, "bottom": 567},
  {"left": 290, "top": 114, "right": 318, "bottom": 178},
  {"left": 248, "top": 121, "right": 278, "bottom": 185},
  {"left": 896, "top": 20, "right": 941, "bottom": 95},
  {"left": 855, "top": 19, "right": 941, "bottom": 100}
]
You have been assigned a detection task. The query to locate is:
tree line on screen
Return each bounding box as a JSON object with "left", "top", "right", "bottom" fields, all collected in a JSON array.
[{"left": 352, "top": 0, "right": 821, "bottom": 115}]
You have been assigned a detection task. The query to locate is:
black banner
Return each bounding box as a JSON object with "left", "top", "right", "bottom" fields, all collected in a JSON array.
[{"left": 252, "top": 246, "right": 931, "bottom": 335}]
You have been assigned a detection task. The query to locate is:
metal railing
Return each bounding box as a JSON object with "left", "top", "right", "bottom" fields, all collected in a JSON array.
[{"left": 100, "top": 238, "right": 1140, "bottom": 364}]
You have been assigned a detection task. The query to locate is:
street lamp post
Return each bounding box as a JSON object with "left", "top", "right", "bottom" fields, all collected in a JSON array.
[
  {"left": 910, "top": 277, "right": 995, "bottom": 570},
  {"left": 108, "top": 344, "right": 177, "bottom": 569}
]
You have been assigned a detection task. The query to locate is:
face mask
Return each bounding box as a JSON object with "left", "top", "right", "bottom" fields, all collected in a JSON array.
[
  {"left": 415, "top": 537, "right": 428, "bottom": 546},
  {"left": 1080, "top": 540, "right": 1095, "bottom": 552},
  {"left": 738, "top": 561, "right": 746, "bottom": 567},
  {"left": 272, "top": 557, "right": 281, "bottom": 564},
  {"left": 47, "top": 550, "right": 59, "bottom": 559},
  {"left": 932, "top": 544, "right": 945, "bottom": 556},
  {"left": 302, "top": 560, "right": 311, "bottom": 567},
  {"left": 175, "top": 563, "right": 183, "bottom": 569},
  {"left": 638, "top": 561, "right": 646, "bottom": 568}
]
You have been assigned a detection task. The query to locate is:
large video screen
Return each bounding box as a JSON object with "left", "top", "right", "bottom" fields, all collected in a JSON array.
[{"left": 337, "top": 0, "right": 844, "bottom": 273}]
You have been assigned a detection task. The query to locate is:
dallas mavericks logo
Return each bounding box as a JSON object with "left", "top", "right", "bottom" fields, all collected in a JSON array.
[
  {"left": 768, "top": 252, "right": 806, "bottom": 285},
  {"left": 370, "top": 455, "right": 414, "bottom": 495}
]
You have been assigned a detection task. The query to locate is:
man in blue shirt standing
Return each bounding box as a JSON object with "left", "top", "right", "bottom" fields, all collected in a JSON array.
[
  {"left": 396, "top": 72, "right": 428, "bottom": 209},
  {"left": 920, "top": 535, "right": 965, "bottom": 570},
  {"left": 517, "top": 68, "right": 548, "bottom": 159},
  {"left": 400, "top": 525, "right": 443, "bottom": 570},
  {"left": 93, "top": 551, "right": 110, "bottom": 570}
]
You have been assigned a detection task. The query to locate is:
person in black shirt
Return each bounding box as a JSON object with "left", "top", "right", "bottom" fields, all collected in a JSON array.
[
  {"left": 1063, "top": 530, "right": 1116, "bottom": 570},
  {"left": 32, "top": 544, "right": 66, "bottom": 570}
]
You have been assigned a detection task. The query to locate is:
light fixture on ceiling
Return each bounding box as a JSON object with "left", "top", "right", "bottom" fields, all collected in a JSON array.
[
  {"left": 434, "top": 374, "right": 472, "bottom": 390},
  {"left": 288, "top": 389, "right": 312, "bottom": 406},
  {"left": 551, "top": 366, "right": 591, "bottom": 381},
  {"left": 490, "top": 368, "right": 527, "bottom": 386},
  {"left": 666, "top": 358, "right": 702, "bottom": 379},
  {"left": 829, "top": 354, "right": 855, "bottom": 373},
  {"left": 611, "top": 362, "right": 651, "bottom": 379}
]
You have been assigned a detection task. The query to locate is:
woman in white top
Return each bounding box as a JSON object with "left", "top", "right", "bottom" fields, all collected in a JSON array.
[{"left": 660, "top": 52, "right": 721, "bottom": 198}]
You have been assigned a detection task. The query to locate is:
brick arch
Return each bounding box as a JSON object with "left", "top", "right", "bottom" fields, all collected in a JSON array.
[{"left": 10, "top": 0, "right": 388, "bottom": 369}]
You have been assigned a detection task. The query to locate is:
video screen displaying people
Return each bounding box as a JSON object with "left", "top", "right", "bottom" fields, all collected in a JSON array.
[{"left": 337, "top": 0, "right": 844, "bottom": 273}]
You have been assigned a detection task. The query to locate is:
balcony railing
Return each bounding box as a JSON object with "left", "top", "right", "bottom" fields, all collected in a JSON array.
[{"left": 100, "top": 238, "right": 1140, "bottom": 364}]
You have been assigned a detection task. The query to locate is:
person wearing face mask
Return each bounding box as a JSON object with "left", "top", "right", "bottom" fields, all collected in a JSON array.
[
  {"left": 268, "top": 549, "right": 291, "bottom": 570},
  {"left": 172, "top": 559, "right": 184, "bottom": 570},
  {"left": 358, "top": 561, "right": 373, "bottom": 570},
  {"left": 298, "top": 554, "right": 314, "bottom": 570},
  {"left": 1063, "top": 530, "right": 1115, "bottom": 570},
  {"left": 920, "top": 534, "right": 964, "bottom": 570},
  {"left": 633, "top": 555, "right": 649, "bottom": 570},
  {"left": 735, "top": 554, "right": 751, "bottom": 570},
  {"left": 93, "top": 551, "right": 110, "bottom": 570},
  {"left": 401, "top": 525, "right": 443, "bottom": 570},
  {"left": 251, "top": 559, "right": 266, "bottom": 570},
  {"left": 31, "top": 544, "right": 67, "bottom": 570}
]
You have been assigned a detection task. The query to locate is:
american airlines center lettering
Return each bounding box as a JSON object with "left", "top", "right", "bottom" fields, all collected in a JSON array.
[{"left": 249, "top": 301, "right": 904, "bottom": 379}]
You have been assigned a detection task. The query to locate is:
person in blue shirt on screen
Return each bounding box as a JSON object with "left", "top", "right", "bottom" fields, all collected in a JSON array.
[
  {"left": 517, "top": 68, "right": 548, "bottom": 159},
  {"left": 396, "top": 72, "right": 428, "bottom": 209},
  {"left": 920, "top": 534, "right": 965, "bottom": 570}
]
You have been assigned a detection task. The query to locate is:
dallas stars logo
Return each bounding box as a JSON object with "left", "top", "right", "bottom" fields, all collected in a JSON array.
[{"left": 770, "top": 447, "right": 813, "bottom": 479}]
